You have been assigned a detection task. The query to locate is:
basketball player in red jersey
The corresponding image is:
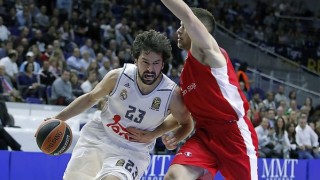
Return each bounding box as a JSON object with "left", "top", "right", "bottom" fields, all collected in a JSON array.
[{"left": 160, "top": 1, "right": 259, "bottom": 179}]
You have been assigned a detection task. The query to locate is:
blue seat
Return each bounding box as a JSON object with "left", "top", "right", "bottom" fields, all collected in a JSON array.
[{"left": 46, "top": 86, "right": 55, "bottom": 104}]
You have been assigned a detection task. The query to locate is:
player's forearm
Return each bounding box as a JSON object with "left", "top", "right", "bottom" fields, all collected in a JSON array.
[
  {"left": 149, "top": 114, "right": 180, "bottom": 138},
  {"left": 54, "top": 93, "right": 97, "bottom": 121},
  {"left": 172, "top": 119, "right": 194, "bottom": 142},
  {"left": 161, "top": 0, "right": 193, "bottom": 22}
]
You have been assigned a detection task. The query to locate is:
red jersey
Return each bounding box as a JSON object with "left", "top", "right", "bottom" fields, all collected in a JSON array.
[{"left": 180, "top": 49, "right": 249, "bottom": 127}]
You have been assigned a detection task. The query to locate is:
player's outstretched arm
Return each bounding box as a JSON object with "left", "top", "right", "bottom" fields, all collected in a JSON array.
[
  {"left": 161, "top": 0, "right": 213, "bottom": 50},
  {"left": 53, "top": 69, "right": 121, "bottom": 121},
  {"left": 161, "top": 0, "right": 226, "bottom": 67}
]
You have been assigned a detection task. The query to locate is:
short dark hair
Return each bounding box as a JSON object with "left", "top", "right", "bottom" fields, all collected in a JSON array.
[
  {"left": 131, "top": 30, "right": 172, "bottom": 63},
  {"left": 191, "top": 7, "right": 216, "bottom": 33},
  {"left": 24, "top": 62, "right": 34, "bottom": 71}
]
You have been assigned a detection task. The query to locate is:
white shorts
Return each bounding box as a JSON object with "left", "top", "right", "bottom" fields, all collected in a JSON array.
[{"left": 63, "top": 119, "right": 150, "bottom": 180}]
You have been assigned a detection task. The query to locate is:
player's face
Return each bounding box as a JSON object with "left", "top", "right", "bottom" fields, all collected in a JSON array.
[
  {"left": 176, "top": 21, "right": 191, "bottom": 50},
  {"left": 136, "top": 51, "right": 163, "bottom": 85}
]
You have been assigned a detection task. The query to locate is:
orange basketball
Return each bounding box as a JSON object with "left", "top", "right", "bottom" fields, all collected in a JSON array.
[{"left": 35, "top": 119, "right": 73, "bottom": 155}]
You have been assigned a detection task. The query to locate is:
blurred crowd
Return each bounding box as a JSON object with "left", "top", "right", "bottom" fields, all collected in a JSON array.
[
  {"left": 245, "top": 84, "right": 320, "bottom": 159},
  {"left": 0, "top": 0, "right": 319, "bottom": 157}
]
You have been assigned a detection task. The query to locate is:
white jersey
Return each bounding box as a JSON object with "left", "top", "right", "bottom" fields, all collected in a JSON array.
[{"left": 100, "top": 63, "right": 177, "bottom": 152}]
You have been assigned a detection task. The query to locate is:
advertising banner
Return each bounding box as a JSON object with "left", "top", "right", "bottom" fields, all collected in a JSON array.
[
  {"left": 1, "top": 152, "right": 316, "bottom": 180},
  {"left": 0, "top": 150, "right": 10, "bottom": 180},
  {"left": 307, "top": 159, "right": 320, "bottom": 180}
]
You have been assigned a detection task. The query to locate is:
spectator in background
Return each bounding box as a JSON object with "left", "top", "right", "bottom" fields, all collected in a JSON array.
[
  {"left": 275, "top": 85, "right": 288, "bottom": 107},
  {"left": 0, "top": 65, "right": 21, "bottom": 102},
  {"left": 266, "top": 108, "right": 277, "bottom": 129},
  {"left": 276, "top": 105, "right": 285, "bottom": 119},
  {"left": 38, "top": 61, "right": 56, "bottom": 87},
  {"left": 98, "top": 60, "right": 112, "bottom": 78},
  {"left": 239, "top": 81, "right": 249, "bottom": 100},
  {"left": 48, "top": 49, "right": 66, "bottom": 78},
  {"left": 0, "top": 50, "right": 19, "bottom": 84},
  {"left": 95, "top": 52, "right": 108, "bottom": 67},
  {"left": 67, "top": 47, "right": 86, "bottom": 73},
  {"left": 0, "top": 40, "right": 13, "bottom": 59},
  {"left": 237, "top": 62, "right": 251, "bottom": 93},
  {"left": 168, "top": 67, "right": 180, "bottom": 85},
  {"left": 288, "top": 90, "right": 297, "bottom": 100},
  {"left": 301, "top": 97, "right": 315, "bottom": 121},
  {"left": 287, "top": 99, "right": 299, "bottom": 114},
  {"left": 286, "top": 122, "right": 299, "bottom": 158},
  {"left": 80, "top": 70, "right": 98, "bottom": 93},
  {"left": 80, "top": 38, "right": 96, "bottom": 59},
  {"left": 6, "top": 7, "right": 17, "bottom": 28},
  {"left": 13, "top": 26, "right": 30, "bottom": 48},
  {"left": 249, "top": 91, "right": 263, "bottom": 125},
  {"left": 70, "top": 71, "right": 83, "bottom": 97},
  {"left": 29, "top": 30, "right": 47, "bottom": 53},
  {"left": 79, "top": 50, "right": 91, "bottom": 71},
  {"left": 58, "top": 20, "right": 75, "bottom": 45},
  {"left": 39, "top": 44, "right": 53, "bottom": 62},
  {"left": 287, "top": 110, "right": 299, "bottom": 125},
  {"left": 295, "top": 112, "right": 320, "bottom": 159},
  {"left": 17, "top": 62, "right": 44, "bottom": 100},
  {"left": 51, "top": 69, "right": 75, "bottom": 105},
  {"left": 255, "top": 117, "right": 273, "bottom": 158},
  {"left": 16, "top": 5, "right": 33, "bottom": 29},
  {"left": 273, "top": 116, "right": 291, "bottom": 158},
  {"left": 19, "top": 51, "right": 41, "bottom": 73},
  {"left": 0, "top": 16, "right": 11, "bottom": 42},
  {"left": 262, "top": 91, "right": 276, "bottom": 110},
  {"left": 35, "top": 5, "right": 50, "bottom": 29},
  {"left": 86, "top": 60, "right": 101, "bottom": 80}
]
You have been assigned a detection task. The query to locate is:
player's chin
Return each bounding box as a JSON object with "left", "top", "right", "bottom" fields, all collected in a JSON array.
[{"left": 142, "top": 79, "right": 155, "bottom": 85}]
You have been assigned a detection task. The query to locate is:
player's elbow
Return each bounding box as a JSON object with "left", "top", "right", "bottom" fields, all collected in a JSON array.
[{"left": 83, "top": 92, "right": 99, "bottom": 105}]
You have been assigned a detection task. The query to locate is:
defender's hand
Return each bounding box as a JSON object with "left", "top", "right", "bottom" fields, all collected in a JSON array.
[
  {"left": 162, "top": 133, "right": 178, "bottom": 150},
  {"left": 127, "top": 127, "right": 154, "bottom": 143}
]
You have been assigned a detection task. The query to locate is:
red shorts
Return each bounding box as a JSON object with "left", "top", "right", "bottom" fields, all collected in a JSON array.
[{"left": 171, "top": 117, "right": 258, "bottom": 180}]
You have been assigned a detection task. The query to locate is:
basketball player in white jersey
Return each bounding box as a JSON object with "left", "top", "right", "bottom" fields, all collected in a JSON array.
[{"left": 47, "top": 30, "right": 194, "bottom": 180}]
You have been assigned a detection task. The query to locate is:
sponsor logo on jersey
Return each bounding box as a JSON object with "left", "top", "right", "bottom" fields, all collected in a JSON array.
[
  {"left": 150, "top": 97, "right": 161, "bottom": 111},
  {"left": 120, "top": 89, "right": 128, "bottom": 100},
  {"left": 182, "top": 82, "right": 196, "bottom": 96},
  {"left": 116, "top": 159, "right": 125, "bottom": 166},
  {"left": 106, "top": 115, "right": 129, "bottom": 140},
  {"left": 184, "top": 152, "right": 192, "bottom": 157}
]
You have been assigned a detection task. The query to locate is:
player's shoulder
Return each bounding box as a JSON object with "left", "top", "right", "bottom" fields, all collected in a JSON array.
[{"left": 102, "top": 68, "right": 123, "bottom": 83}]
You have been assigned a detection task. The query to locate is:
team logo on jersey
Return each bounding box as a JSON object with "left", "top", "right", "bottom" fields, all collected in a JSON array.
[
  {"left": 120, "top": 89, "right": 128, "bottom": 100},
  {"left": 150, "top": 97, "right": 161, "bottom": 111},
  {"left": 124, "top": 83, "right": 130, "bottom": 88},
  {"left": 116, "top": 159, "right": 125, "bottom": 166}
]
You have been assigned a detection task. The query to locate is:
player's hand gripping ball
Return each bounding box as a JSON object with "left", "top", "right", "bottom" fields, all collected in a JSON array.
[{"left": 35, "top": 119, "right": 73, "bottom": 155}]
